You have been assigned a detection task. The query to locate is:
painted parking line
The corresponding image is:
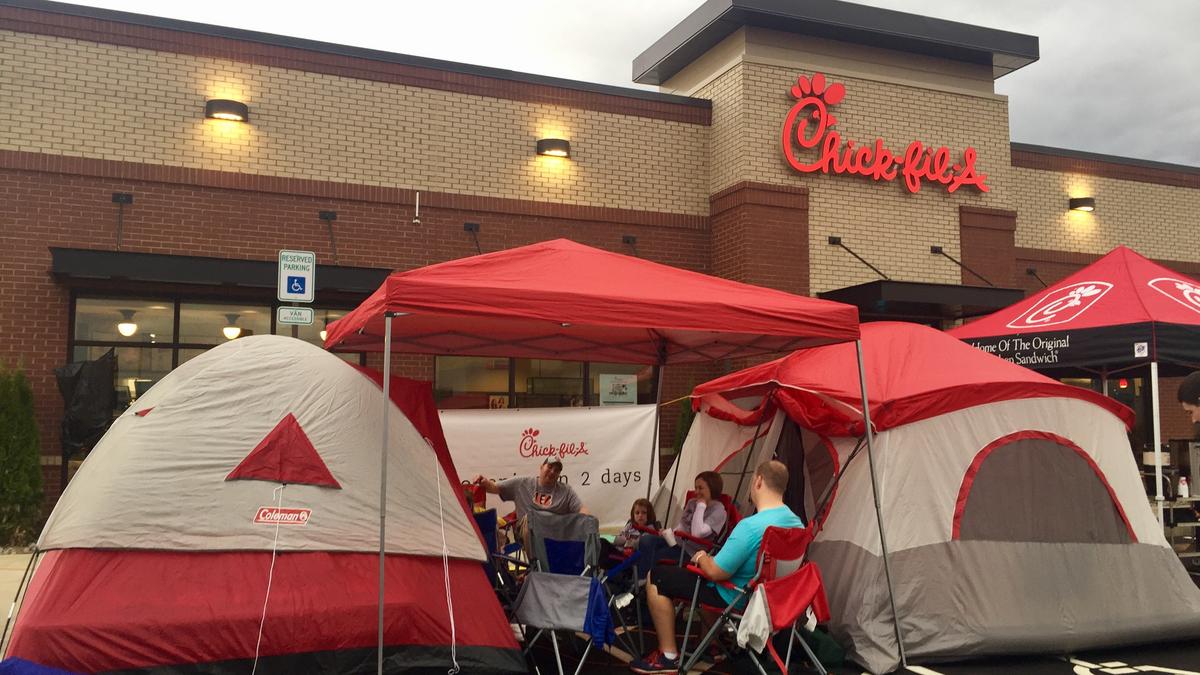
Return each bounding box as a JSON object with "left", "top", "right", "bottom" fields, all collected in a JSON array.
[{"left": 1069, "top": 657, "right": 1200, "bottom": 675}]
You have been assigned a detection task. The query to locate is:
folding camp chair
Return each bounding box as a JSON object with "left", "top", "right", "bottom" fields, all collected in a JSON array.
[
  {"left": 678, "top": 525, "right": 831, "bottom": 675},
  {"left": 473, "top": 508, "right": 522, "bottom": 608},
  {"left": 516, "top": 511, "right": 618, "bottom": 675}
]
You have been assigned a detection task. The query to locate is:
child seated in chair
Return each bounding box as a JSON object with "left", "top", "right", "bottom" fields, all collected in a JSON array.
[
  {"left": 636, "top": 471, "right": 728, "bottom": 575},
  {"left": 599, "top": 498, "right": 660, "bottom": 567}
]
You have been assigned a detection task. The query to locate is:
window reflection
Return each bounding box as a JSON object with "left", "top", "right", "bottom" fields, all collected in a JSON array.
[
  {"left": 180, "top": 303, "right": 270, "bottom": 344},
  {"left": 435, "top": 357, "right": 658, "bottom": 409},
  {"left": 75, "top": 298, "right": 173, "bottom": 343},
  {"left": 72, "top": 297, "right": 364, "bottom": 413}
]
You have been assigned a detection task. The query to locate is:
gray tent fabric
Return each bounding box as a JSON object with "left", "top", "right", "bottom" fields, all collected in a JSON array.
[
  {"left": 512, "top": 572, "right": 592, "bottom": 632},
  {"left": 526, "top": 510, "right": 599, "bottom": 572},
  {"left": 957, "top": 437, "right": 1133, "bottom": 544},
  {"left": 810, "top": 539, "right": 1200, "bottom": 672}
]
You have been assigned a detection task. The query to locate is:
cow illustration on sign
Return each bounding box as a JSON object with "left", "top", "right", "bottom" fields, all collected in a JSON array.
[
  {"left": 1148, "top": 277, "right": 1200, "bottom": 315},
  {"left": 1005, "top": 282, "right": 1113, "bottom": 329}
]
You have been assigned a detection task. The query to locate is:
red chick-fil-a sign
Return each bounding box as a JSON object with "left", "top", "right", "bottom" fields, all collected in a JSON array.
[{"left": 780, "top": 73, "right": 989, "bottom": 194}]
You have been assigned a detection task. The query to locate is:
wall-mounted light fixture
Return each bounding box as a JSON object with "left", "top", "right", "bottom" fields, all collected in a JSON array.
[
  {"left": 116, "top": 309, "right": 138, "bottom": 337},
  {"left": 205, "top": 99, "right": 249, "bottom": 122},
  {"left": 536, "top": 138, "right": 570, "bottom": 158},
  {"left": 222, "top": 314, "right": 242, "bottom": 340},
  {"left": 1069, "top": 197, "right": 1096, "bottom": 212}
]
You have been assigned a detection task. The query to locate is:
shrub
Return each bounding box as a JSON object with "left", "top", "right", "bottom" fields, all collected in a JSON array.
[{"left": 0, "top": 363, "right": 43, "bottom": 546}]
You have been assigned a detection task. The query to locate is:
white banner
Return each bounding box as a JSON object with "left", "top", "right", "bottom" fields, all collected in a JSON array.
[{"left": 440, "top": 404, "right": 659, "bottom": 529}]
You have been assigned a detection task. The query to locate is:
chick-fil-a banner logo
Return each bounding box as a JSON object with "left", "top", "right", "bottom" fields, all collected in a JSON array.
[
  {"left": 781, "top": 73, "right": 990, "bottom": 194},
  {"left": 518, "top": 427, "right": 590, "bottom": 460}
]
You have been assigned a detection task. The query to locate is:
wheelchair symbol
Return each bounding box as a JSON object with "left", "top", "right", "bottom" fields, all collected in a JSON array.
[{"left": 286, "top": 276, "right": 306, "bottom": 295}]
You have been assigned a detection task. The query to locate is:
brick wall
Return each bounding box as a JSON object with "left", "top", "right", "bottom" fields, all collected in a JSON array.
[
  {"left": 0, "top": 28, "right": 711, "bottom": 216},
  {"left": 701, "top": 62, "right": 1016, "bottom": 293},
  {"left": 0, "top": 166, "right": 711, "bottom": 506},
  {"left": 1009, "top": 163, "right": 1200, "bottom": 261}
]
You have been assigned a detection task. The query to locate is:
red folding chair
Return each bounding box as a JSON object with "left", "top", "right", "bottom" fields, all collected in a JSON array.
[{"left": 678, "top": 525, "right": 831, "bottom": 675}]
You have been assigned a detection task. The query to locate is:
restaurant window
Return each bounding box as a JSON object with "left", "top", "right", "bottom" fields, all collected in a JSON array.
[
  {"left": 434, "top": 356, "right": 658, "bottom": 409},
  {"left": 71, "top": 295, "right": 364, "bottom": 414}
]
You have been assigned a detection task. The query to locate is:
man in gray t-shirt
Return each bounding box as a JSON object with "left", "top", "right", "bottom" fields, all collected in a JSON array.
[{"left": 473, "top": 458, "right": 583, "bottom": 519}]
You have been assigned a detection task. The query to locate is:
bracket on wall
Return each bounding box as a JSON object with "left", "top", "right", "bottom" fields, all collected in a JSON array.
[
  {"left": 1026, "top": 266, "right": 1048, "bottom": 288},
  {"left": 931, "top": 245, "right": 994, "bottom": 287},
  {"left": 464, "top": 222, "right": 482, "bottom": 254},
  {"left": 319, "top": 210, "right": 339, "bottom": 264},
  {"left": 622, "top": 235, "right": 639, "bottom": 256},
  {"left": 112, "top": 193, "right": 133, "bottom": 249},
  {"left": 828, "top": 236, "right": 889, "bottom": 280}
]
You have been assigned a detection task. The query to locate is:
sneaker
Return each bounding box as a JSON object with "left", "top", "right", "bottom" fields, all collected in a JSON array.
[{"left": 629, "top": 649, "right": 680, "bottom": 674}]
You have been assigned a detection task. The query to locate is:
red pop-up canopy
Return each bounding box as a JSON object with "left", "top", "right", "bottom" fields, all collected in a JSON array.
[
  {"left": 324, "top": 239, "right": 860, "bottom": 363},
  {"left": 949, "top": 246, "right": 1200, "bottom": 373},
  {"left": 323, "top": 238, "right": 865, "bottom": 671}
]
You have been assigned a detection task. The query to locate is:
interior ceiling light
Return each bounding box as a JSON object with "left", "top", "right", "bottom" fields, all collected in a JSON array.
[
  {"left": 205, "top": 99, "right": 249, "bottom": 122},
  {"left": 222, "top": 313, "right": 242, "bottom": 340},
  {"left": 320, "top": 313, "right": 330, "bottom": 342},
  {"left": 116, "top": 309, "right": 138, "bottom": 337},
  {"left": 1069, "top": 197, "right": 1096, "bottom": 212},
  {"left": 536, "top": 138, "right": 570, "bottom": 158}
]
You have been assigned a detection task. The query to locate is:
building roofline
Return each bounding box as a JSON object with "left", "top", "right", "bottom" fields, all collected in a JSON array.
[
  {"left": 1, "top": 0, "right": 709, "bottom": 109},
  {"left": 634, "top": 0, "right": 1039, "bottom": 85},
  {"left": 1011, "top": 142, "right": 1200, "bottom": 176}
]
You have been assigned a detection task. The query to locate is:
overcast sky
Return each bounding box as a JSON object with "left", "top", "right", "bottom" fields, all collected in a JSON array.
[{"left": 69, "top": 0, "right": 1200, "bottom": 167}]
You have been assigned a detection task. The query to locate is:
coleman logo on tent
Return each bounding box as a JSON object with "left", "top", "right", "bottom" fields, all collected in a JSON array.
[
  {"left": 254, "top": 506, "right": 311, "bottom": 526},
  {"left": 1006, "top": 282, "right": 1112, "bottom": 329},
  {"left": 1148, "top": 277, "right": 1200, "bottom": 315},
  {"left": 780, "top": 72, "right": 990, "bottom": 194},
  {"left": 518, "top": 427, "right": 590, "bottom": 460}
]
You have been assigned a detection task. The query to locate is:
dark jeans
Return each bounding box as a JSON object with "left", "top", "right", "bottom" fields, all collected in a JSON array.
[{"left": 636, "top": 533, "right": 682, "bottom": 577}]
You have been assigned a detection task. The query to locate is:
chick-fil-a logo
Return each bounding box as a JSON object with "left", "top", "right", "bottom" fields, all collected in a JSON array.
[
  {"left": 1148, "top": 277, "right": 1200, "bottom": 315},
  {"left": 1005, "top": 282, "right": 1113, "bottom": 329},
  {"left": 781, "top": 73, "right": 990, "bottom": 194},
  {"left": 518, "top": 427, "right": 590, "bottom": 460}
]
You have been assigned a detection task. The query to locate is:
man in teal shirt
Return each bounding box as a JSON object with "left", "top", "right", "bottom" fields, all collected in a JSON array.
[{"left": 630, "top": 460, "right": 805, "bottom": 674}]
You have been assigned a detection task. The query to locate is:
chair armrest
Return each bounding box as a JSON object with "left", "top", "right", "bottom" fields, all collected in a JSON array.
[
  {"left": 673, "top": 529, "right": 717, "bottom": 548},
  {"left": 631, "top": 524, "right": 660, "bottom": 535},
  {"left": 606, "top": 550, "right": 640, "bottom": 578},
  {"left": 684, "top": 564, "right": 740, "bottom": 592}
]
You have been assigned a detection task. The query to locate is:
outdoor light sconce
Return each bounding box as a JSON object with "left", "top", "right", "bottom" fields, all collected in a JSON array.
[
  {"left": 205, "top": 99, "right": 249, "bottom": 122},
  {"left": 222, "top": 314, "right": 242, "bottom": 340},
  {"left": 116, "top": 309, "right": 138, "bottom": 337},
  {"left": 536, "top": 138, "right": 570, "bottom": 158},
  {"left": 1069, "top": 197, "right": 1096, "bottom": 212}
]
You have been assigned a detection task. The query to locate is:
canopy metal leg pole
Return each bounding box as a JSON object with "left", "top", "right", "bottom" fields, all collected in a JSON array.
[
  {"left": 378, "top": 314, "right": 393, "bottom": 675},
  {"left": 856, "top": 341, "right": 907, "bottom": 668},
  {"left": 1152, "top": 360, "right": 1165, "bottom": 525},
  {"left": 645, "top": 363, "right": 665, "bottom": 500}
]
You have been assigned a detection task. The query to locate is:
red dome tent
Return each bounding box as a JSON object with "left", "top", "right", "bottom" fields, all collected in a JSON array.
[
  {"left": 3, "top": 336, "right": 523, "bottom": 674},
  {"left": 949, "top": 245, "right": 1200, "bottom": 513}
]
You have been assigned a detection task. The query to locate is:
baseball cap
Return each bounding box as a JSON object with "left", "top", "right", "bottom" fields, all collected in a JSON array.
[{"left": 543, "top": 458, "right": 564, "bottom": 471}]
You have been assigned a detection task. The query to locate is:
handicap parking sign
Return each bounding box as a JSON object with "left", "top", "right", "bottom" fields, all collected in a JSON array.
[{"left": 277, "top": 250, "right": 316, "bottom": 303}]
